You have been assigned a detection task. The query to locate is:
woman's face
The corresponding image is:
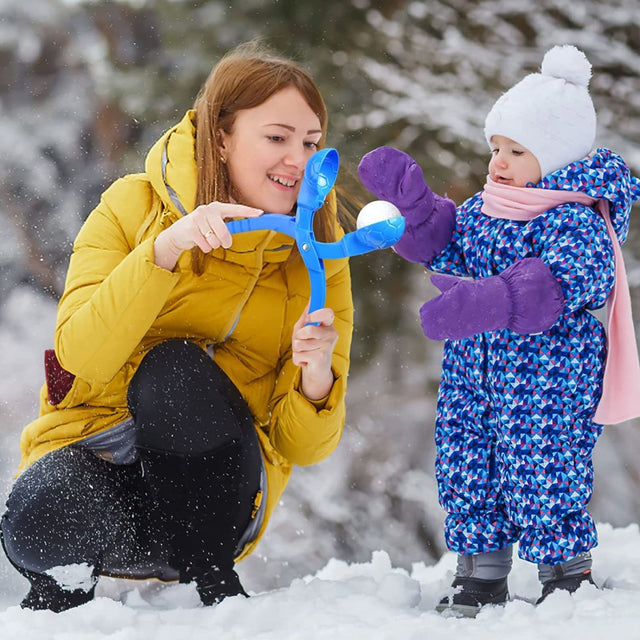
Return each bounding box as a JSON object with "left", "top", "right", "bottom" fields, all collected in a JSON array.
[
  {"left": 218, "top": 86, "right": 323, "bottom": 214},
  {"left": 488, "top": 135, "right": 542, "bottom": 187}
]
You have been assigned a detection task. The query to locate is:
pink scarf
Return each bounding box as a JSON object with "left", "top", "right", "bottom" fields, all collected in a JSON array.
[{"left": 482, "top": 176, "right": 640, "bottom": 425}]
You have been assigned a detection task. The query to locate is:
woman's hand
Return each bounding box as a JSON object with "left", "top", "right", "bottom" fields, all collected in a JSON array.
[
  {"left": 154, "top": 201, "right": 263, "bottom": 271},
  {"left": 292, "top": 306, "right": 338, "bottom": 401}
]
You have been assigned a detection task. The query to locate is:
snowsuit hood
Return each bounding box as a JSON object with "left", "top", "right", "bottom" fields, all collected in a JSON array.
[{"left": 541, "top": 147, "right": 640, "bottom": 245}]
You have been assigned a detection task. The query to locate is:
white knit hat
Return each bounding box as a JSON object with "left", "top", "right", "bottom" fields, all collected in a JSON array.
[{"left": 484, "top": 45, "right": 597, "bottom": 178}]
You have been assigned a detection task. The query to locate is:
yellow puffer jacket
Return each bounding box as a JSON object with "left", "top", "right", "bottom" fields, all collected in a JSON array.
[{"left": 18, "top": 111, "right": 353, "bottom": 562}]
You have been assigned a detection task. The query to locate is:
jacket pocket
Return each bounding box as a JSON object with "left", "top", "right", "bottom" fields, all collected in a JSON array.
[{"left": 44, "top": 348, "right": 76, "bottom": 405}]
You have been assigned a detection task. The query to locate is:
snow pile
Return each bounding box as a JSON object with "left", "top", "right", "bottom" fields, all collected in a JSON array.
[{"left": 0, "top": 523, "right": 638, "bottom": 639}]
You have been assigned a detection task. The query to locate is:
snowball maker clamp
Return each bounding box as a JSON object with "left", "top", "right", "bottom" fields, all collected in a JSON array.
[{"left": 226, "top": 148, "right": 405, "bottom": 316}]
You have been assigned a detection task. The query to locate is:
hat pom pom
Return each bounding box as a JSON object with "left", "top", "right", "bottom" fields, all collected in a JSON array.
[{"left": 541, "top": 45, "right": 592, "bottom": 87}]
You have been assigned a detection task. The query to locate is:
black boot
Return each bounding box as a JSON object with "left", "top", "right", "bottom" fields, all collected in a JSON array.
[
  {"left": 537, "top": 552, "right": 596, "bottom": 604},
  {"left": 436, "top": 576, "right": 509, "bottom": 617},
  {"left": 187, "top": 566, "right": 248, "bottom": 606},
  {"left": 436, "top": 548, "right": 512, "bottom": 617},
  {"left": 537, "top": 570, "right": 596, "bottom": 603},
  {"left": 20, "top": 569, "right": 96, "bottom": 612}
]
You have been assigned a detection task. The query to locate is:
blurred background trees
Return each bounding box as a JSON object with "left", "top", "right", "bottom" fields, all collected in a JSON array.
[{"left": 1, "top": 0, "right": 639, "bottom": 596}]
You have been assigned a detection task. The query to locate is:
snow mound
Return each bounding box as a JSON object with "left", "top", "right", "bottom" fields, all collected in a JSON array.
[{"left": 0, "top": 523, "right": 638, "bottom": 640}]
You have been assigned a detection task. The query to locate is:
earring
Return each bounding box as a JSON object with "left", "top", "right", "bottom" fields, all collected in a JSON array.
[{"left": 220, "top": 155, "right": 227, "bottom": 164}]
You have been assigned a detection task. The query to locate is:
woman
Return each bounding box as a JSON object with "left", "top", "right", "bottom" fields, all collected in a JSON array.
[{"left": 0, "top": 41, "right": 353, "bottom": 612}]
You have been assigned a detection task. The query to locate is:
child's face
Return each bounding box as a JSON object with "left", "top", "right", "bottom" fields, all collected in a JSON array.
[{"left": 488, "top": 135, "right": 542, "bottom": 187}]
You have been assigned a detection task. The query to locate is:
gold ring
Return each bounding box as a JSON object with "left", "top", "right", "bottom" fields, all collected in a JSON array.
[{"left": 204, "top": 230, "right": 214, "bottom": 239}]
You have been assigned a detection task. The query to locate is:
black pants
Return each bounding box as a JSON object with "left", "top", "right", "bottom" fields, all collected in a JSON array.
[{"left": 1, "top": 340, "right": 263, "bottom": 597}]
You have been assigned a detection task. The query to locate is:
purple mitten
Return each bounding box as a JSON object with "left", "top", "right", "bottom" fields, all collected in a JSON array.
[
  {"left": 358, "top": 146, "right": 455, "bottom": 264},
  {"left": 420, "top": 258, "right": 564, "bottom": 340}
]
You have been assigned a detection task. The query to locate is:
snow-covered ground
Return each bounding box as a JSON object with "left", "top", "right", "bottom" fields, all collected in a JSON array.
[{"left": 0, "top": 523, "right": 637, "bottom": 639}]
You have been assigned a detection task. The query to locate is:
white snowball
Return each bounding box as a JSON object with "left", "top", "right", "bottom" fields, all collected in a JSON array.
[{"left": 356, "top": 200, "right": 402, "bottom": 229}]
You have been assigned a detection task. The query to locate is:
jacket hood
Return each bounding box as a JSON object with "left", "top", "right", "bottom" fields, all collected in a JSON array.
[
  {"left": 145, "top": 110, "right": 198, "bottom": 217},
  {"left": 540, "top": 147, "right": 640, "bottom": 245}
]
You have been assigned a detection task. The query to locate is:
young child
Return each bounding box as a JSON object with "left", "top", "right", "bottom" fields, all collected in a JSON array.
[{"left": 358, "top": 45, "right": 640, "bottom": 616}]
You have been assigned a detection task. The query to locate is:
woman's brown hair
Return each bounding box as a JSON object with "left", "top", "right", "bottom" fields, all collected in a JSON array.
[{"left": 191, "top": 41, "right": 343, "bottom": 273}]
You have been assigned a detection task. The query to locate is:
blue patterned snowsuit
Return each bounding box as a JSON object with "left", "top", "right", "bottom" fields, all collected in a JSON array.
[{"left": 425, "top": 149, "right": 639, "bottom": 565}]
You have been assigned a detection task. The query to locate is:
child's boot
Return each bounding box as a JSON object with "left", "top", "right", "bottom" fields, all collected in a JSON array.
[
  {"left": 436, "top": 546, "right": 512, "bottom": 617},
  {"left": 537, "top": 551, "right": 596, "bottom": 603}
]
